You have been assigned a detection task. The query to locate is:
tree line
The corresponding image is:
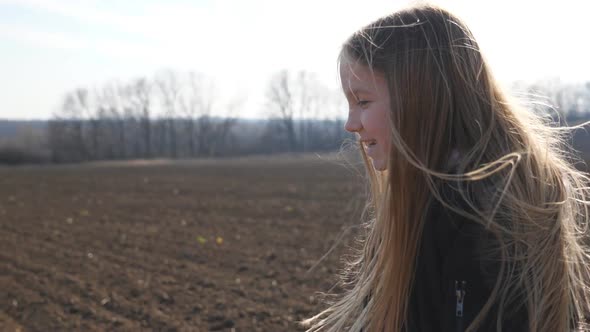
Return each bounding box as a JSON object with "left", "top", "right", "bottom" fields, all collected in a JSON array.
[
  {"left": 0, "top": 72, "right": 589, "bottom": 165},
  {"left": 47, "top": 70, "right": 238, "bottom": 163},
  {"left": 0, "top": 69, "right": 349, "bottom": 164}
]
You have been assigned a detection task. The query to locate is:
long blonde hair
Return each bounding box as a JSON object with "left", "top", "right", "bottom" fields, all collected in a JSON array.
[{"left": 304, "top": 4, "right": 590, "bottom": 331}]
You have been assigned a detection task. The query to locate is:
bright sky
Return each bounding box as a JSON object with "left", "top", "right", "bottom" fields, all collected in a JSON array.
[{"left": 1, "top": 0, "right": 589, "bottom": 119}]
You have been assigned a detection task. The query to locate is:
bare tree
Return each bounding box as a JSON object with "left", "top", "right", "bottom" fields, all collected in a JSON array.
[
  {"left": 155, "top": 70, "right": 181, "bottom": 158},
  {"left": 296, "top": 72, "right": 326, "bottom": 151},
  {"left": 95, "top": 83, "right": 126, "bottom": 159},
  {"left": 129, "top": 78, "right": 153, "bottom": 158},
  {"left": 525, "top": 78, "right": 590, "bottom": 124},
  {"left": 53, "top": 90, "right": 89, "bottom": 161},
  {"left": 266, "top": 70, "right": 329, "bottom": 152},
  {"left": 267, "top": 70, "right": 297, "bottom": 151},
  {"left": 113, "top": 78, "right": 153, "bottom": 159},
  {"left": 210, "top": 97, "right": 241, "bottom": 156},
  {"left": 177, "top": 72, "right": 214, "bottom": 157}
]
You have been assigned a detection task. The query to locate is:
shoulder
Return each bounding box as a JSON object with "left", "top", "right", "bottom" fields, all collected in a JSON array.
[{"left": 424, "top": 182, "right": 499, "bottom": 290}]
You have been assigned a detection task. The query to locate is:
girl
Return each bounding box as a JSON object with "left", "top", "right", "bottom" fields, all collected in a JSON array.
[{"left": 304, "top": 3, "right": 590, "bottom": 332}]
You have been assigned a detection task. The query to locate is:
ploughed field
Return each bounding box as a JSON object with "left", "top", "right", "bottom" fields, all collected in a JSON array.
[{"left": 0, "top": 154, "right": 366, "bottom": 331}]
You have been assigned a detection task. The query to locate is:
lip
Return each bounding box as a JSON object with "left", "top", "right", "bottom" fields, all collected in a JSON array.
[
  {"left": 361, "top": 139, "right": 377, "bottom": 147},
  {"left": 361, "top": 140, "right": 377, "bottom": 155}
]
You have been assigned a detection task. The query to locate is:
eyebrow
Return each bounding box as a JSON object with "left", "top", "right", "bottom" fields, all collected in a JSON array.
[{"left": 344, "top": 88, "right": 373, "bottom": 101}]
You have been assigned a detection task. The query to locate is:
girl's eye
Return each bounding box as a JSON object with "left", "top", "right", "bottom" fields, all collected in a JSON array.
[{"left": 357, "top": 100, "right": 370, "bottom": 108}]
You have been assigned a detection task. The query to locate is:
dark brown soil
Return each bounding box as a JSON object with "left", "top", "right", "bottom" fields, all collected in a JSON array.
[{"left": 0, "top": 153, "right": 367, "bottom": 331}]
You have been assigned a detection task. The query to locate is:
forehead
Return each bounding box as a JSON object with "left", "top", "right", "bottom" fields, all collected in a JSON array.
[{"left": 339, "top": 59, "right": 387, "bottom": 96}]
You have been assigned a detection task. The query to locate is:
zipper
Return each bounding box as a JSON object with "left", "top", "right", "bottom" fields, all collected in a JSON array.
[{"left": 455, "top": 280, "right": 466, "bottom": 332}]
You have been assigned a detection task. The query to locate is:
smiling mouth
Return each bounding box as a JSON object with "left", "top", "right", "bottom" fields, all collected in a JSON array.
[{"left": 362, "top": 140, "right": 377, "bottom": 148}]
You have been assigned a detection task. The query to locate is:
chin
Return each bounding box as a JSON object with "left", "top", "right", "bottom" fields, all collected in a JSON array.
[{"left": 372, "top": 159, "right": 388, "bottom": 171}]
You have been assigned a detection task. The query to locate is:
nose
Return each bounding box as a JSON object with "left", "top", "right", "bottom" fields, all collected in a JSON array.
[{"left": 345, "top": 110, "right": 362, "bottom": 133}]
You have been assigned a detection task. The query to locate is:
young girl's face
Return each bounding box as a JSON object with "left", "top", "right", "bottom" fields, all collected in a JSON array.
[{"left": 340, "top": 60, "right": 392, "bottom": 171}]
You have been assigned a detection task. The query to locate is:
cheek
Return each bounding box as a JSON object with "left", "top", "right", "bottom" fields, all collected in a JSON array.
[
  {"left": 373, "top": 108, "right": 392, "bottom": 154},
  {"left": 363, "top": 107, "right": 386, "bottom": 131},
  {"left": 372, "top": 107, "right": 391, "bottom": 142}
]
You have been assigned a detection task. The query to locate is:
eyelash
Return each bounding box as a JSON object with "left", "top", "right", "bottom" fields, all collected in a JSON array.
[{"left": 357, "top": 100, "right": 370, "bottom": 107}]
